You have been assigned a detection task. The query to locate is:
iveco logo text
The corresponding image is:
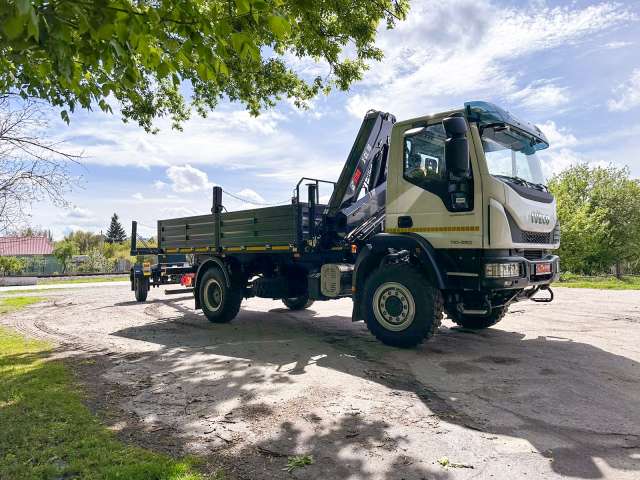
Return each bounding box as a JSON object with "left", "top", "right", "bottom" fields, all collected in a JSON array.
[{"left": 530, "top": 211, "right": 550, "bottom": 225}]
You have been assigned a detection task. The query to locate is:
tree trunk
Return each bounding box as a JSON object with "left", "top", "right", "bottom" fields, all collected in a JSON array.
[{"left": 615, "top": 262, "right": 623, "bottom": 279}]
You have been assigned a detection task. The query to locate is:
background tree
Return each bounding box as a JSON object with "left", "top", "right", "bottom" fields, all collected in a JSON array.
[
  {"left": 64, "top": 230, "right": 103, "bottom": 254},
  {"left": 0, "top": 0, "right": 408, "bottom": 131},
  {"left": 0, "top": 96, "right": 79, "bottom": 233},
  {"left": 106, "top": 213, "right": 126, "bottom": 244},
  {"left": 53, "top": 239, "right": 77, "bottom": 274},
  {"left": 7, "top": 226, "right": 53, "bottom": 240},
  {"left": 548, "top": 164, "right": 640, "bottom": 276}
]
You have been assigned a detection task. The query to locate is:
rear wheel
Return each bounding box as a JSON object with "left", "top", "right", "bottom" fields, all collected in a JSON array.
[
  {"left": 282, "top": 295, "right": 314, "bottom": 310},
  {"left": 134, "top": 277, "right": 149, "bottom": 302},
  {"left": 199, "top": 267, "right": 242, "bottom": 323},
  {"left": 447, "top": 305, "right": 508, "bottom": 329},
  {"left": 362, "top": 264, "right": 442, "bottom": 348}
]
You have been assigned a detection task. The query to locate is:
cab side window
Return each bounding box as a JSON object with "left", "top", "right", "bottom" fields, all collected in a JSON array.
[
  {"left": 403, "top": 123, "right": 446, "bottom": 188},
  {"left": 402, "top": 122, "right": 473, "bottom": 212}
]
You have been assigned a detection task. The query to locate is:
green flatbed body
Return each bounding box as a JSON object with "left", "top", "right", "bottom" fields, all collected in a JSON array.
[{"left": 158, "top": 203, "right": 322, "bottom": 254}]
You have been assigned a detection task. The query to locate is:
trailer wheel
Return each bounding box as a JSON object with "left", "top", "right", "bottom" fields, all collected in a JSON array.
[
  {"left": 362, "top": 264, "right": 442, "bottom": 348},
  {"left": 134, "top": 277, "right": 149, "bottom": 302},
  {"left": 282, "top": 295, "right": 314, "bottom": 310},
  {"left": 199, "top": 267, "right": 242, "bottom": 323},
  {"left": 447, "top": 305, "right": 508, "bottom": 330}
]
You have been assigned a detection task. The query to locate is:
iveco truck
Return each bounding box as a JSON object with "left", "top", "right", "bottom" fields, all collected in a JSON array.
[{"left": 130, "top": 101, "right": 559, "bottom": 348}]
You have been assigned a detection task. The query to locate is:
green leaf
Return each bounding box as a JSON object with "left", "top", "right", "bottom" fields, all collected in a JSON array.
[
  {"left": 27, "top": 8, "right": 39, "bottom": 40},
  {"left": 157, "top": 61, "right": 171, "bottom": 78},
  {"left": 3, "top": 16, "right": 25, "bottom": 40},
  {"left": 230, "top": 32, "right": 248, "bottom": 53},
  {"left": 252, "top": 0, "right": 268, "bottom": 11},
  {"left": 16, "top": 0, "right": 31, "bottom": 15},
  {"left": 60, "top": 110, "right": 70, "bottom": 124},
  {"left": 95, "top": 23, "right": 114, "bottom": 41},
  {"left": 267, "top": 15, "right": 291, "bottom": 39},
  {"left": 235, "top": 0, "right": 250, "bottom": 15}
]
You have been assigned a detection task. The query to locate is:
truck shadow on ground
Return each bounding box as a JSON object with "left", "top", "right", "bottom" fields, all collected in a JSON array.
[{"left": 106, "top": 298, "right": 640, "bottom": 479}]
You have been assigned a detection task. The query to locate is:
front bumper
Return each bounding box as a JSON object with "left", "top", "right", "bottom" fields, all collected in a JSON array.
[{"left": 480, "top": 254, "right": 559, "bottom": 290}]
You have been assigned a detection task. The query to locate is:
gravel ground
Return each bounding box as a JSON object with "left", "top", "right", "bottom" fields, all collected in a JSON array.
[{"left": 2, "top": 285, "right": 640, "bottom": 480}]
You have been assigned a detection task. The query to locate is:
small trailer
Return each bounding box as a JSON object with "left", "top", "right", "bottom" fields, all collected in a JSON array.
[{"left": 131, "top": 102, "right": 560, "bottom": 347}]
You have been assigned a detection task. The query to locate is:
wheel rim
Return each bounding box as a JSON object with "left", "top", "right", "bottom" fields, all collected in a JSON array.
[
  {"left": 203, "top": 278, "right": 224, "bottom": 312},
  {"left": 372, "top": 282, "right": 415, "bottom": 331}
]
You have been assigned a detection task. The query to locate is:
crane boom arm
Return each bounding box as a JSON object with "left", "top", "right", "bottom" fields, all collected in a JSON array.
[{"left": 326, "top": 110, "right": 396, "bottom": 218}]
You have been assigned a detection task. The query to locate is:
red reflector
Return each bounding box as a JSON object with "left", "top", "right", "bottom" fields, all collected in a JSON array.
[
  {"left": 535, "top": 263, "right": 552, "bottom": 275},
  {"left": 353, "top": 167, "right": 362, "bottom": 185},
  {"left": 181, "top": 274, "right": 195, "bottom": 287}
]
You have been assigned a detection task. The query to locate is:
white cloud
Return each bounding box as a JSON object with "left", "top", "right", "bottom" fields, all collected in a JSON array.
[
  {"left": 604, "top": 41, "right": 633, "bottom": 49},
  {"left": 508, "top": 81, "right": 570, "bottom": 111},
  {"left": 160, "top": 206, "right": 199, "bottom": 218},
  {"left": 608, "top": 68, "right": 640, "bottom": 112},
  {"left": 166, "top": 164, "right": 212, "bottom": 192},
  {"left": 235, "top": 188, "right": 265, "bottom": 204},
  {"left": 153, "top": 180, "right": 167, "bottom": 190},
  {"left": 346, "top": 1, "right": 634, "bottom": 119},
  {"left": 538, "top": 121, "right": 578, "bottom": 149},
  {"left": 132, "top": 192, "right": 144, "bottom": 200},
  {"left": 63, "top": 205, "right": 93, "bottom": 220}
]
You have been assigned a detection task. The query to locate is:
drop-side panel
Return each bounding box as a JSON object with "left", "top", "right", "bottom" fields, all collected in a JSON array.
[
  {"left": 219, "top": 205, "right": 298, "bottom": 249},
  {"left": 157, "top": 204, "right": 326, "bottom": 251},
  {"left": 158, "top": 214, "right": 217, "bottom": 250}
]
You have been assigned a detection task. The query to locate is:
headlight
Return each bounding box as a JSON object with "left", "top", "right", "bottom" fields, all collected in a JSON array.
[{"left": 485, "top": 262, "right": 520, "bottom": 278}]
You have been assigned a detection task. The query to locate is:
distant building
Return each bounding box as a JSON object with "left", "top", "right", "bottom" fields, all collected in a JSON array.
[
  {"left": 0, "top": 236, "right": 59, "bottom": 274},
  {"left": 0, "top": 236, "right": 54, "bottom": 256}
]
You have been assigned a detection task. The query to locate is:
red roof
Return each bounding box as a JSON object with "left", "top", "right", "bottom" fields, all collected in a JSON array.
[{"left": 0, "top": 236, "right": 54, "bottom": 256}]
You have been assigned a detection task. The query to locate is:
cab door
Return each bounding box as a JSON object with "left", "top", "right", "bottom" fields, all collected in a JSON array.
[{"left": 386, "top": 116, "right": 483, "bottom": 250}]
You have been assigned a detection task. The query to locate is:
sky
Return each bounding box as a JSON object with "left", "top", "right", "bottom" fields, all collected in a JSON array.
[{"left": 28, "top": 0, "right": 640, "bottom": 239}]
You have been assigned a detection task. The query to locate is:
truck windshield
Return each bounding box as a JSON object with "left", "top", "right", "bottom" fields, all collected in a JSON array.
[{"left": 481, "top": 125, "right": 547, "bottom": 188}]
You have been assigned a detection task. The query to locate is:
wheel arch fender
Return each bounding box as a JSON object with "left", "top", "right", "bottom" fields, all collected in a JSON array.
[
  {"left": 351, "top": 233, "right": 445, "bottom": 321},
  {"left": 194, "top": 257, "right": 231, "bottom": 309}
]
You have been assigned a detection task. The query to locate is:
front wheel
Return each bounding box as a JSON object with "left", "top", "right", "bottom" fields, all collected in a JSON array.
[
  {"left": 282, "top": 295, "right": 314, "bottom": 310},
  {"left": 447, "top": 305, "right": 508, "bottom": 329},
  {"left": 362, "top": 264, "right": 442, "bottom": 348},
  {"left": 199, "top": 267, "right": 243, "bottom": 323},
  {"left": 134, "top": 277, "right": 149, "bottom": 302}
]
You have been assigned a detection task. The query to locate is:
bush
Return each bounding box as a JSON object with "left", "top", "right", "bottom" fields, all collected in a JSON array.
[
  {"left": 0, "top": 257, "right": 25, "bottom": 276},
  {"left": 78, "top": 249, "right": 114, "bottom": 273}
]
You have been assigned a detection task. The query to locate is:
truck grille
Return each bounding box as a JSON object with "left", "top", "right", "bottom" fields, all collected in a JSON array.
[
  {"left": 506, "top": 210, "right": 560, "bottom": 245},
  {"left": 518, "top": 223, "right": 560, "bottom": 245},
  {"left": 522, "top": 231, "right": 552, "bottom": 244}
]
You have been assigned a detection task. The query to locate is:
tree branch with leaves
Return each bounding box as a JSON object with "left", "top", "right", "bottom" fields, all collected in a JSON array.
[{"left": 0, "top": 0, "right": 408, "bottom": 132}]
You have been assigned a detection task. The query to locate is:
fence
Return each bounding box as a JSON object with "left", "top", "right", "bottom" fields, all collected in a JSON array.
[{"left": 0, "top": 255, "right": 131, "bottom": 276}]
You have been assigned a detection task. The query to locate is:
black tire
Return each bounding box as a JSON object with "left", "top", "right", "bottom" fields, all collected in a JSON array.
[
  {"left": 134, "top": 277, "right": 149, "bottom": 302},
  {"left": 199, "top": 267, "right": 242, "bottom": 323},
  {"left": 282, "top": 295, "right": 314, "bottom": 310},
  {"left": 447, "top": 305, "right": 508, "bottom": 330},
  {"left": 362, "top": 264, "right": 442, "bottom": 348}
]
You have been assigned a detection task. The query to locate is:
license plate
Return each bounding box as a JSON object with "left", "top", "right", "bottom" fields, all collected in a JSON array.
[{"left": 535, "top": 263, "right": 552, "bottom": 275}]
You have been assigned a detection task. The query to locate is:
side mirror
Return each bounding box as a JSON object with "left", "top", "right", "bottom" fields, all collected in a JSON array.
[{"left": 443, "top": 116, "right": 470, "bottom": 176}]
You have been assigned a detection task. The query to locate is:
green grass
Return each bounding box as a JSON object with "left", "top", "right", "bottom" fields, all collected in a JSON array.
[
  {"left": 284, "top": 455, "right": 313, "bottom": 473},
  {"left": 0, "top": 302, "right": 213, "bottom": 479},
  {"left": 38, "top": 275, "right": 128, "bottom": 285},
  {"left": 0, "top": 289, "right": 62, "bottom": 295},
  {"left": 558, "top": 273, "right": 640, "bottom": 290},
  {"left": 0, "top": 296, "right": 46, "bottom": 314}
]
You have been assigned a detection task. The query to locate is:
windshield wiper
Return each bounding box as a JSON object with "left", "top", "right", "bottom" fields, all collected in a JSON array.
[{"left": 494, "top": 175, "right": 547, "bottom": 192}]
